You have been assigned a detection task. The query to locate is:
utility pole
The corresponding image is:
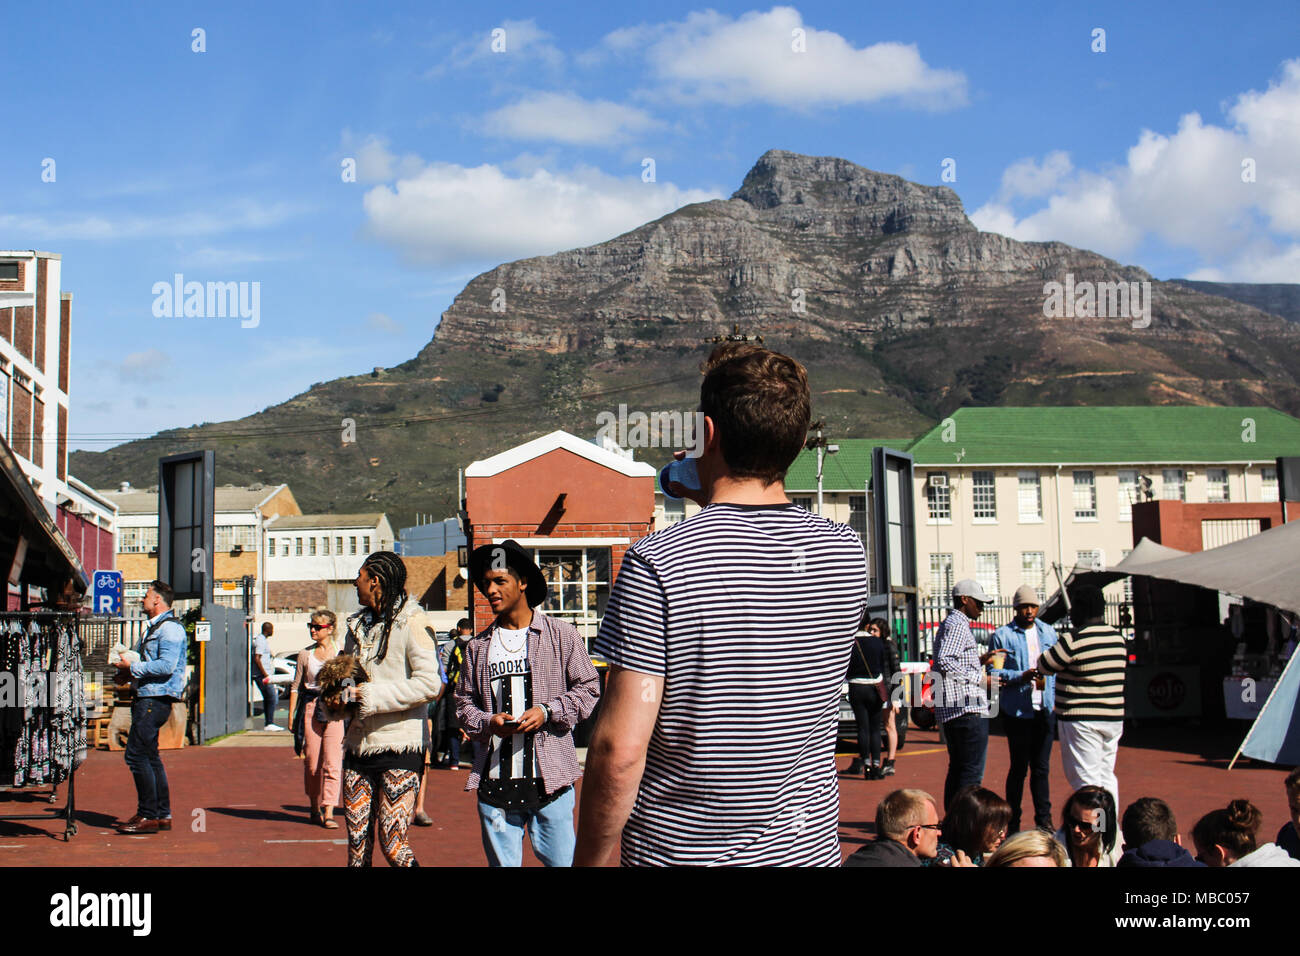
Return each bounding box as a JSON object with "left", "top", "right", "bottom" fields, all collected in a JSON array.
[{"left": 806, "top": 421, "right": 839, "bottom": 516}]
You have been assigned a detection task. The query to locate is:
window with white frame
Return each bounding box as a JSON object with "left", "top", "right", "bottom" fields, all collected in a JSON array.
[
  {"left": 1020, "top": 552, "right": 1046, "bottom": 601},
  {"left": 1117, "top": 469, "right": 1138, "bottom": 521},
  {"left": 1207, "top": 468, "right": 1230, "bottom": 502},
  {"left": 336, "top": 536, "right": 344, "bottom": 554},
  {"left": 1161, "top": 468, "right": 1186, "bottom": 501},
  {"left": 363, "top": 535, "right": 371, "bottom": 553},
  {"left": 972, "top": 471, "right": 996, "bottom": 520},
  {"left": 534, "top": 547, "right": 612, "bottom": 649},
  {"left": 1018, "top": 470, "right": 1042, "bottom": 521},
  {"left": 349, "top": 536, "right": 357, "bottom": 555},
  {"left": 929, "top": 553, "right": 954, "bottom": 599},
  {"left": 267, "top": 537, "right": 275, "bottom": 557},
  {"left": 848, "top": 494, "right": 868, "bottom": 544},
  {"left": 663, "top": 497, "right": 686, "bottom": 524},
  {"left": 309, "top": 537, "right": 317, "bottom": 556},
  {"left": 1073, "top": 471, "right": 1097, "bottom": 520},
  {"left": 295, "top": 537, "right": 303, "bottom": 556},
  {"left": 791, "top": 496, "right": 813, "bottom": 512},
  {"left": 975, "top": 553, "right": 1001, "bottom": 602},
  {"left": 281, "top": 540, "right": 289, "bottom": 556},
  {"left": 215, "top": 525, "right": 256, "bottom": 552},
  {"left": 119, "top": 526, "right": 159, "bottom": 554},
  {"left": 1261, "top": 466, "right": 1279, "bottom": 502},
  {"left": 322, "top": 537, "right": 330, "bottom": 555},
  {"left": 926, "top": 472, "right": 950, "bottom": 522},
  {"left": 1076, "top": 549, "right": 1103, "bottom": 571}
]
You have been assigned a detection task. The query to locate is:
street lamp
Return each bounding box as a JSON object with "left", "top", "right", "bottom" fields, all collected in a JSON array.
[{"left": 807, "top": 422, "right": 839, "bottom": 516}]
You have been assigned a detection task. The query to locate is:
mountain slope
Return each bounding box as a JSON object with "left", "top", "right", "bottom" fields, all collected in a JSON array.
[{"left": 70, "top": 150, "right": 1300, "bottom": 528}]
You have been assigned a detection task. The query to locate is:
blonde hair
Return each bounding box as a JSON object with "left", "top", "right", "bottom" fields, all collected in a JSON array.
[
  {"left": 310, "top": 609, "right": 337, "bottom": 630},
  {"left": 876, "top": 789, "right": 937, "bottom": 841},
  {"left": 986, "top": 829, "right": 1068, "bottom": 868}
]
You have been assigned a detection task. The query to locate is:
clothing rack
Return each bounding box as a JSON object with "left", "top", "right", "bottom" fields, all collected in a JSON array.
[{"left": 0, "top": 610, "right": 83, "bottom": 841}]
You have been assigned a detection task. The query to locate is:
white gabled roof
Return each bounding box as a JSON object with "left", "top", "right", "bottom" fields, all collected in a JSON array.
[{"left": 465, "top": 430, "right": 657, "bottom": 479}]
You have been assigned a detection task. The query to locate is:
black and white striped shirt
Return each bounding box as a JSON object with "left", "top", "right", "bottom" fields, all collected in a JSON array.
[
  {"left": 594, "top": 502, "right": 869, "bottom": 866},
  {"left": 1038, "top": 623, "right": 1128, "bottom": 721}
]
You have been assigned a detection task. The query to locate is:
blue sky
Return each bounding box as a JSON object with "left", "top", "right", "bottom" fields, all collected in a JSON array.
[{"left": 4, "top": 1, "right": 1298, "bottom": 452}]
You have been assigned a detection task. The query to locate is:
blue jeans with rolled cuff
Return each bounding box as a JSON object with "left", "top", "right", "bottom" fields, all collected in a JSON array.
[
  {"left": 477, "top": 786, "right": 575, "bottom": 867},
  {"left": 124, "top": 696, "right": 175, "bottom": 820}
]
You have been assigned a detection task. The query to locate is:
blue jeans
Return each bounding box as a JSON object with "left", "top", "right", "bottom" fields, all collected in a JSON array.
[
  {"left": 941, "top": 711, "right": 989, "bottom": 811},
  {"left": 124, "top": 696, "right": 174, "bottom": 819},
  {"left": 258, "top": 677, "right": 279, "bottom": 726},
  {"left": 477, "top": 786, "right": 575, "bottom": 867}
]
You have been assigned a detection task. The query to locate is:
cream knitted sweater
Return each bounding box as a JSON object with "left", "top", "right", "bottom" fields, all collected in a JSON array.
[{"left": 343, "top": 600, "right": 443, "bottom": 757}]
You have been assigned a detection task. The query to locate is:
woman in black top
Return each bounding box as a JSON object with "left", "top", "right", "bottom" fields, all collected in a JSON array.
[
  {"left": 846, "top": 614, "right": 888, "bottom": 779},
  {"left": 878, "top": 619, "right": 901, "bottom": 776}
]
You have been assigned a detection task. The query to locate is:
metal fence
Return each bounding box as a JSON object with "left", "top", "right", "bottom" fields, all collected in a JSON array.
[{"left": 915, "top": 600, "right": 1131, "bottom": 659}]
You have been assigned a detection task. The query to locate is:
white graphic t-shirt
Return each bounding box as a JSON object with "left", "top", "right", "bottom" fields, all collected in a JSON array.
[{"left": 486, "top": 626, "right": 533, "bottom": 781}]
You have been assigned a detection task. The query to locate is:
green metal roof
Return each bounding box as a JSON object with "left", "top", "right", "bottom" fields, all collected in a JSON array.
[
  {"left": 907, "top": 406, "right": 1300, "bottom": 466},
  {"left": 783, "top": 439, "right": 913, "bottom": 492}
]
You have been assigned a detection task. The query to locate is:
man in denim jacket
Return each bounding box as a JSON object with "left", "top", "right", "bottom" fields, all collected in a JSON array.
[
  {"left": 988, "top": 585, "right": 1058, "bottom": 832},
  {"left": 115, "top": 579, "right": 188, "bottom": 834}
]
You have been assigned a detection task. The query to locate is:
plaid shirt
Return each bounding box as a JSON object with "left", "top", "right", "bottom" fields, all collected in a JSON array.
[
  {"left": 455, "top": 611, "right": 601, "bottom": 796},
  {"left": 933, "top": 608, "right": 988, "bottom": 722}
]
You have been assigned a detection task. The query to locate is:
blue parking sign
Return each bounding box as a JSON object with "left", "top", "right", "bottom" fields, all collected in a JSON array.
[{"left": 92, "top": 570, "right": 123, "bottom": 616}]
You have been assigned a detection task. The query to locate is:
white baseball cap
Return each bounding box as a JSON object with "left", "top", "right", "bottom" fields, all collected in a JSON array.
[{"left": 952, "top": 579, "right": 993, "bottom": 604}]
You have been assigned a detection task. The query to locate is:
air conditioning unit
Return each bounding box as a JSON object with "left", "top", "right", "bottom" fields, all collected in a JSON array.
[{"left": 928, "top": 474, "right": 948, "bottom": 489}]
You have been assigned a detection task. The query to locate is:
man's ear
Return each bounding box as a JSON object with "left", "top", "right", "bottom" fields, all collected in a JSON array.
[{"left": 1174, "top": 834, "right": 1182, "bottom": 847}]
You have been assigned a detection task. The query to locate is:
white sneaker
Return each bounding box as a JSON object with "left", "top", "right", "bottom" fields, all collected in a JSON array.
[{"left": 264, "top": 723, "right": 286, "bottom": 732}]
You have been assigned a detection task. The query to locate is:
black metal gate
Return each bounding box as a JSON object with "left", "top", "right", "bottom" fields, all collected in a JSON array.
[{"left": 198, "top": 603, "right": 249, "bottom": 743}]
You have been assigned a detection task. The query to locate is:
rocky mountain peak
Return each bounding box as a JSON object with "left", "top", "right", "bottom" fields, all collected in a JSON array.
[{"left": 731, "top": 149, "right": 973, "bottom": 235}]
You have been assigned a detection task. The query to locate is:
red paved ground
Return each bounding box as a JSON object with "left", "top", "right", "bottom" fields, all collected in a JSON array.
[{"left": 1, "top": 723, "right": 1292, "bottom": 865}]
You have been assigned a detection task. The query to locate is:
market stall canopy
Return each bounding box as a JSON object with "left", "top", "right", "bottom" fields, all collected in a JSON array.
[
  {"left": 1116, "top": 520, "right": 1300, "bottom": 616},
  {"left": 1040, "top": 538, "right": 1191, "bottom": 623},
  {"left": 0, "top": 433, "right": 88, "bottom": 594}
]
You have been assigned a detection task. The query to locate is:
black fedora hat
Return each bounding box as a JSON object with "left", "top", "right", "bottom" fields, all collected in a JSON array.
[{"left": 469, "top": 539, "right": 548, "bottom": 609}]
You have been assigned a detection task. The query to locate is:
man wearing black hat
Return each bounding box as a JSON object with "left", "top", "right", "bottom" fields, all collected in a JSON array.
[{"left": 455, "top": 540, "right": 601, "bottom": 866}]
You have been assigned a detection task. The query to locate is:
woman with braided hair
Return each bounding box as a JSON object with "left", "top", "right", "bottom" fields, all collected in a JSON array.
[{"left": 338, "top": 551, "right": 442, "bottom": 866}]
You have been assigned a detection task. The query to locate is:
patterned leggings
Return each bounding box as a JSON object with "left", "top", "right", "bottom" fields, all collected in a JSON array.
[{"left": 343, "top": 768, "right": 420, "bottom": 867}]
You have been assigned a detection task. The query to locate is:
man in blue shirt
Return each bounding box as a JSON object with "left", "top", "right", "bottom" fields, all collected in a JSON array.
[
  {"left": 115, "top": 579, "right": 188, "bottom": 834},
  {"left": 989, "top": 585, "right": 1058, "bottom": 832}
]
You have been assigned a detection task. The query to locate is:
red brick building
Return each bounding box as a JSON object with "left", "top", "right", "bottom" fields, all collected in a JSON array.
[
  {"left": 464, "top": 430, "right": 656, "bottom": 645},
  {"left": 1132, "top": 499, "right": 1286, "bottom": 552}
]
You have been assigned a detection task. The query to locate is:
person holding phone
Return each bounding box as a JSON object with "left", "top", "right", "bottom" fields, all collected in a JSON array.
[{"left": 456, "top": 540, "right": 601, "bottom": 867}]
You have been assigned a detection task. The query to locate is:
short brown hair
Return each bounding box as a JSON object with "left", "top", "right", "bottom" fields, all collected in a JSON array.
[
  {"left": 1122, "top": 797, "right": 1178, "bottom": 847},
  {"left": 1285, "top": 767, "right": 1300, "bottom": 796},
  {"left": 876, "top": 788, "right": 936, "bottom": 841},
  {"left": 699, "top": 343, "right": 810, "bottom": 485},
  {"left": 148, "top": 579, "right": 174, "bottom": 606},
  {"left": 1192, "top": 799, "right": 1262, "bottom": 858}
]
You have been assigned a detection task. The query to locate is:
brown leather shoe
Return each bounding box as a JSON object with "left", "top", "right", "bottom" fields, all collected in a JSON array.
[
  {"left": 157, "top": 818, "right": 172, "bottom": 831},
  {"left": 117, "top": 818, "right": 161, "bottom": 834},
  {"left": 117, "top": 814, "right": 146, "bottom": 829}
]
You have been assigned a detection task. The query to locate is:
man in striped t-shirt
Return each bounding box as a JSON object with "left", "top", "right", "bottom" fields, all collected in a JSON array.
[
  {"left": 1033, "top": 584, "right": 1127, "bottom": 809},
  {"left": 574, "top": 343, "right": 868, "bottom": 866}
]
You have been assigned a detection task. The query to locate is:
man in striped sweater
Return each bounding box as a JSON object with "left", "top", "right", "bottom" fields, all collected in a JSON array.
[{"left": 1032, "top": 584, "right": 1127, "bottom": 809}]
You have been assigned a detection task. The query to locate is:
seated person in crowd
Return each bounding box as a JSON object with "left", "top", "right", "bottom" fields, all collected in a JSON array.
[
  {"left": 923, "top": 786, "right": 1011, "bottom": 867},
  {"left": 1116, "top": 797, "right": 1203, "bottom": 867},
  {"left": 1192, "top": 798, "right": 1300, "bottom": 867},
  {"left": 1277, "top": 767, "right": 1300, "bottom": 861},
  {"left": 843, "top": 789, "right": 973, "bottom": 868},
  {"left": 1054, "top": 785, "right": 1121, "bottom": 867},
  {"left": 986, "top": 829, "right": 1068, "bottom": 868}
]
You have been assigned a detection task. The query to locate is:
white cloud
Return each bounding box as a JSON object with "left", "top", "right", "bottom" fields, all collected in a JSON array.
[
  {"left": 601, "top": 6, "right": 967, "bottom": 110},
  {"left": 365, "top": 312, "right": 403, "bottom": 334},
  {"left": 117, "top": 350, "right": 169, "bottom": 378},
  {"left": 362, "top": 160, "right": 721, "bottom": 267},
  {"left": 970, "top": 59, "right": 1300, "bottom": 280},
  {"left": 433, "top": 18, "right": 564, "bottom": 75},
  {"left": 340, "top": 132, "right": 425, "bottom": 183},
  {"left": 482, "top": 92, "right": 665, "bottom": 146},
  {"left": 0, "top": 200, "right": 303, "bottom": 241}
]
